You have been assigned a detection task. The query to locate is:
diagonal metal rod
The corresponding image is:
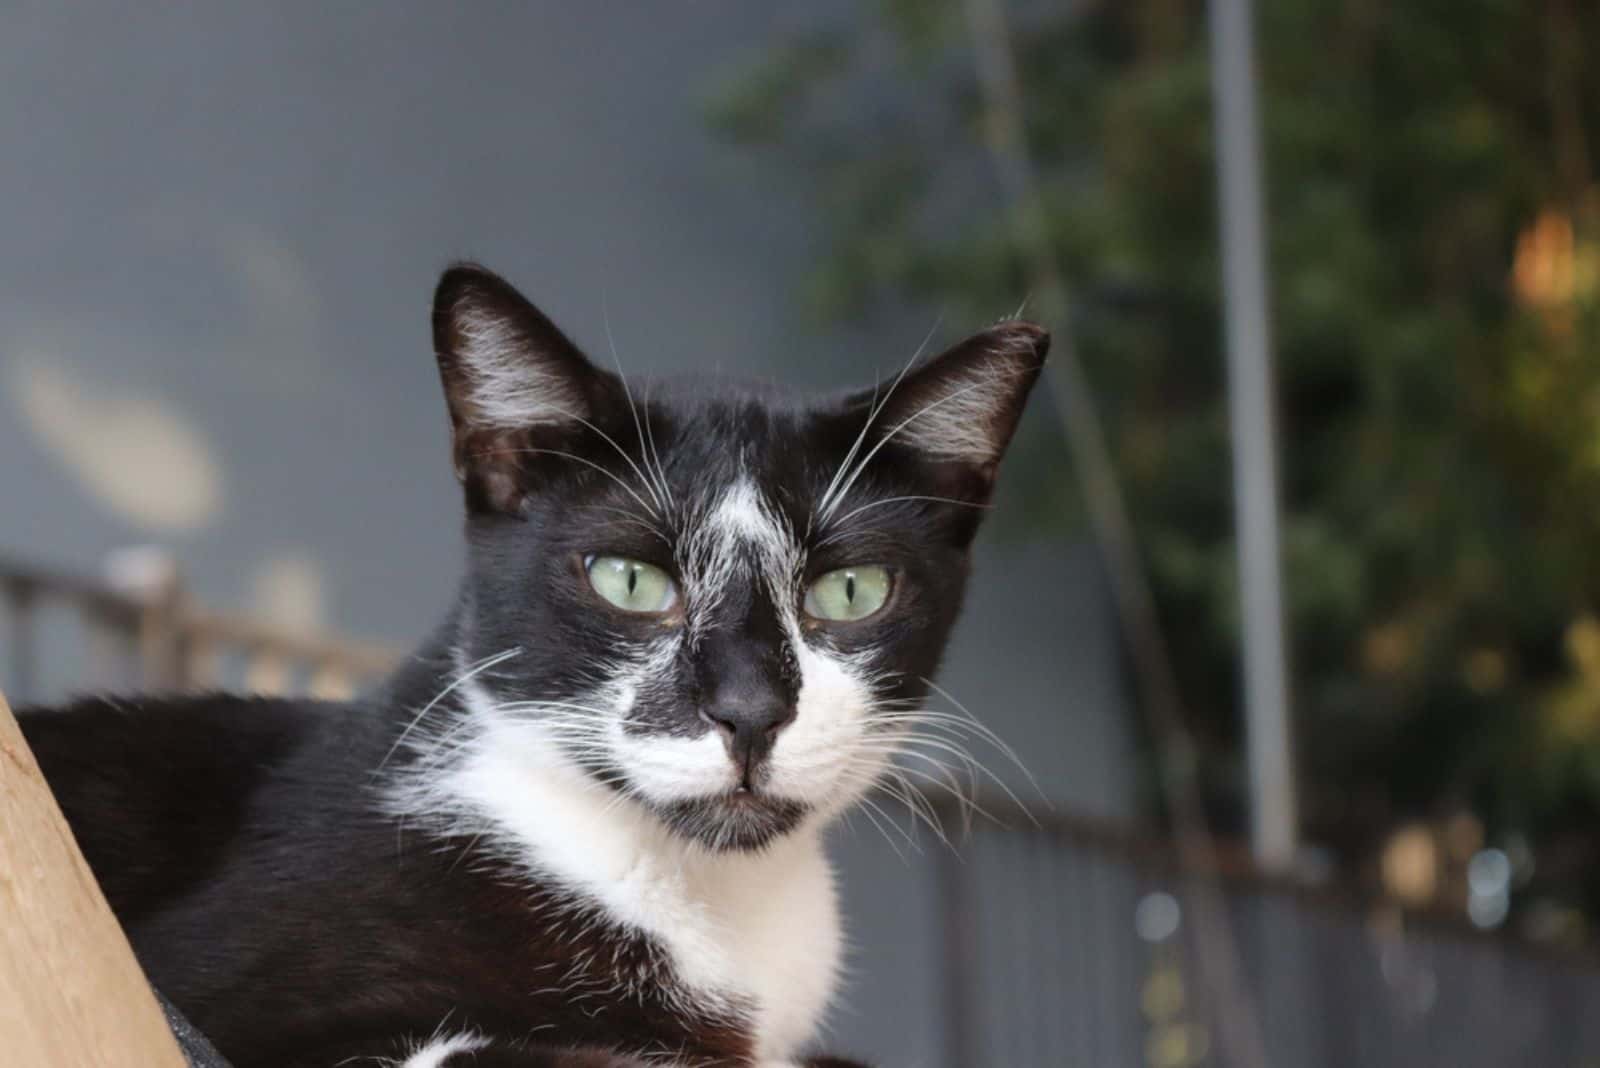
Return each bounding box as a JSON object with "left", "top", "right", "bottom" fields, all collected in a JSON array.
[{"left": 961, "top": 0, "right": 1270, "bottom": 1066}]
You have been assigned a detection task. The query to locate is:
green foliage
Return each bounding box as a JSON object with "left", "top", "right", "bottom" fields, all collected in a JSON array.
[
  {"left": 708, "top": 0, "right": 1600, "bottom": 930},
  {"left": 704, "top": 32, "right": 850, "bottom": 147}
]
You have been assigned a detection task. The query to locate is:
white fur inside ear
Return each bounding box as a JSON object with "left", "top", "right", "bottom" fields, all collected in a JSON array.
[
  {"left": 452, "top": 307, "right": 586, "bottom": 429},
  {"left": 890, "top": 352, "right": 1032, "bottom": 463}
]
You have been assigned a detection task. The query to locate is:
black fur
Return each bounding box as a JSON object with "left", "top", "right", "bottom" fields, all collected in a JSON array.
[{"left": 19, "top": 263, "right": 1045, "bottom": 1067}]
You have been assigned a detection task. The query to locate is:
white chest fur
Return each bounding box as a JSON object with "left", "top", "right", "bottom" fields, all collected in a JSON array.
[{"left": 397, "top": 714, "right": 842, "bottom": 1063}]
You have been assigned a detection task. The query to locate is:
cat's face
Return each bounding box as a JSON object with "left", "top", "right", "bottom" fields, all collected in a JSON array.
[{"left": 432, "top": 264, "right": 1047, "bottom": 852}]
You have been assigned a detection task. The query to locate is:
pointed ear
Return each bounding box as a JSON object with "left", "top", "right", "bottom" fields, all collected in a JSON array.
[
  {"left": 432, "top": 263, "right": 609, "bottom": 513},
  {"left": 860, "top": 321, "right": 1049, "bottom": 495}
]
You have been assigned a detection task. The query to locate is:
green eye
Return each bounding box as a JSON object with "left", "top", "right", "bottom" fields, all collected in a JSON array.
[
  {"left": 586, "top": 556, "right": 678, "bottom": 614},
  {"left": 804, "top": 565, "right": 892, "bottom": 622}
]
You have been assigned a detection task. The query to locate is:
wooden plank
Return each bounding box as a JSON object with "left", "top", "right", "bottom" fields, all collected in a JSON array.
[{"left": 0, "top": 692, "right": 185, "bottom": 1067}]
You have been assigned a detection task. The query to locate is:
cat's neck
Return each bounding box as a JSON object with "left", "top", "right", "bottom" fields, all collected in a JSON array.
[
  {"left": 372, "top": 600, "right": 474, "bottom": 709},
  {"left": 379, "top": 612, "right": 842, "bottom": 1060}
]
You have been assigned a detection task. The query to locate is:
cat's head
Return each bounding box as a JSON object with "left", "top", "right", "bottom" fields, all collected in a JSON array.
[{"left": 430, "top": 263, "right": 1047, "bottom": 852}]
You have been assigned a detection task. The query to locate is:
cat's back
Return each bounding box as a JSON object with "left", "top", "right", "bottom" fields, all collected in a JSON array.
[{"left": 17, "top": 692, "right": 385, "bottom": 921}]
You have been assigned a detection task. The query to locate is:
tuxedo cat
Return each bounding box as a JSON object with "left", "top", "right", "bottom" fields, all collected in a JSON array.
[{"left": 19, "top": 264, "right": 1047, "bottom": 1067}]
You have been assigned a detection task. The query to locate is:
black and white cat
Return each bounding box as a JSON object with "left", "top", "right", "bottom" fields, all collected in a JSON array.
[{"left": 20, "top": 264, "right": 1048, "bottom": 1068}]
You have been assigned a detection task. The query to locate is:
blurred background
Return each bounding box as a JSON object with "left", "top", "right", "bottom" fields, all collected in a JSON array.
[{"left": 3, "top": 2, "right": 1600, "bottom": 1065}]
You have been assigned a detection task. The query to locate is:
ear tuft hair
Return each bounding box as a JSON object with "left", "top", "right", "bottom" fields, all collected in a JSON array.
[
  {"left": 431, "top": 263, "right": 608, "bottom": 513},
  {"left": 433, "top": 263, "right": 594, "bottom": 432},
  {"left": 875, "top": 320, "right": 1050, "bottom": 469}
]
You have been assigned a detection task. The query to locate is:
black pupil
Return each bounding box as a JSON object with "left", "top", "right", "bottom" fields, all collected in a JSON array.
[
  {"left": 845, "top": 573, "right": 856, "bottom": 603},
  {"left": 627, "top": 566, "right": 638, "bottom": 595}
]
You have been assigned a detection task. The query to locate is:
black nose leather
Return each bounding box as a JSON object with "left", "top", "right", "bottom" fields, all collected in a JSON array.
[{"left": 704, "top": 697, "right": 796, "bottom": 788}]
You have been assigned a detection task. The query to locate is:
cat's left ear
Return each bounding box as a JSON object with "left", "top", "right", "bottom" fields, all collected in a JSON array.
[
  {"left": 431, "top": 263, "right": 616, "bottom": 514},
  {"left": 847, "top": 320, "right": 1050, "bottom": 499}
]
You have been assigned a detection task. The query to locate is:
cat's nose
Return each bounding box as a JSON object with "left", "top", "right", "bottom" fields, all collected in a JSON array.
[{"left": 703, "top": 697, "right": 796, "bottom": 788}]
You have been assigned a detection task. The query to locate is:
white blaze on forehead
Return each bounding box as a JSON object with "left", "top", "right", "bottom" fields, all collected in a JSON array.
[
  {"left": 712, "top": 477, "right": 778, "bottom": 540},
  {"left": 678, "top": 479, "right": 889, "bottom": 812},
  {"left": 667, "top": 474, "right": 891, "bottom": 814},
  {"left": 709, "top": 476, "right": 796, "bottom": 577},
  {"left": 679, "top": 475, "right": 801, "bottom": 635},
  {"left": 622, "top": 476, "right": 804, "bottom": 800}
]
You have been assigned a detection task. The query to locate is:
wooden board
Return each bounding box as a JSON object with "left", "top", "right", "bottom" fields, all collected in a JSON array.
[{"left": 0, "top": 692, "right": 185, "bottom": 1066}]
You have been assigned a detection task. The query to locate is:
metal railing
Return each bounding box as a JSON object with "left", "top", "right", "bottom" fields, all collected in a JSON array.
[
  {"left": 928, "top": 798, "right": 1600, "bottom": 1067},
  {"left": 4, "top": 551, "right": 1598, "bottom": 1067}
]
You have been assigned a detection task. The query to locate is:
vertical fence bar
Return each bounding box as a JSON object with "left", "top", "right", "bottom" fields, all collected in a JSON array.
[
  {"left": 82, "top": 603, "right": 122, "bottom": 690},
  {"left": 3, "top": 579, "right": 37, "bottom": 703},
  {"left": 937, "top": 842, "right": 977, "bottom": 1068},
  {"left": 103, "top": 548, "right": 186, "bottom": 691}
]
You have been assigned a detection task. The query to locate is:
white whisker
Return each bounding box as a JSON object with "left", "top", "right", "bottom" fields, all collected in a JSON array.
[
  {"left": 819, "top": 378, "right": 991, "bottom": 524},
  {"left": 811, "top": 316, "right": 944, "bottom": 533},
  {"left": 474, "top": 446, "right": 661, "bottom": 521},
  {"left": 602, "top": 301, "right": 675, "bottom": 514},
  {"left": 377, "top": 647, "right": 523, "bottom": 772}
]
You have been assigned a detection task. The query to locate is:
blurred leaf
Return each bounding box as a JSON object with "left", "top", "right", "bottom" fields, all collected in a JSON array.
[{"left": 703, "top": 32, "right": 850, "bottom": 146}]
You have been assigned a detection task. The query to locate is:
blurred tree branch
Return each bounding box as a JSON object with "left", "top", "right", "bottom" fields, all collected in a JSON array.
[{"left": 706, "top": 0, "right": 1600, "bottom": 939}]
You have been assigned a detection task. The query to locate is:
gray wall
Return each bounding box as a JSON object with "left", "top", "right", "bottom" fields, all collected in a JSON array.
[{"left": 0, "top": 5, "right": 1134, "bottom": 1063}]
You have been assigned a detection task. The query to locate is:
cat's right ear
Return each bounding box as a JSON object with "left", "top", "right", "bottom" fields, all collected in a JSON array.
[{"left": 431, "top": 263, "right": 606, "bottom": 514}]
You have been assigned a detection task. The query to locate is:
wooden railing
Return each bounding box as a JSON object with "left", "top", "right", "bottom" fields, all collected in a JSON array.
[
  {"left": 0, "top": 550, "right": 399, "bottom": 705},
  {"left": 0, "top": 692, "right": 187, "bottom": 1067}
]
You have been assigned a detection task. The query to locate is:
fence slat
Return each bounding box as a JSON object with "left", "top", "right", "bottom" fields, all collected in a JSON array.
[
  {"left": 3, "top": 580, "right": 37, "bottom": 703},
  {"left": 936, "top": 843, "right": 977, "bottom": 1068}
]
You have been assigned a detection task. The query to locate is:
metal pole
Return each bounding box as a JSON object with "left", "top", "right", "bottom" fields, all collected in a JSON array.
[{"left": 1208, "top": 0, "right": 1298, "bottom": 869}]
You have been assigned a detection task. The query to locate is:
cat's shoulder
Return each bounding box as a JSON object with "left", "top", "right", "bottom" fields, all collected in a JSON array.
[
  {"left": 17, "top": 690, "right": 369, "bottom": 775},
  {"left": 17, "top": 691, "right": 383, "bottom": 919}
]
